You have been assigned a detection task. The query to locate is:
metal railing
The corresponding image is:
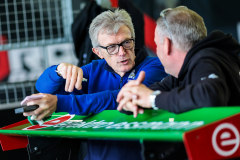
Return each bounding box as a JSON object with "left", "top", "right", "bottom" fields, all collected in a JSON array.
[
  {"left": 0, "top": 80, "right": 38, "bottom": 108},
  {"left": 0, "top": 0, "right": 76, "bottom": 108},
  {"left": 0, "top": 0, "right": 73, "bottom": 51}
]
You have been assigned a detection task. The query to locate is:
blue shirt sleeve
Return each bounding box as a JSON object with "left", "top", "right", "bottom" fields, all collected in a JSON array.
[
  {"left": 36, "top": 65, "right": 65, "bottom": 94},
  {"left": 36, "top": 65, "right": 89, "bottom": 95},
  {"left": 55, "top": 57, "right": 167, "bottom": 115},
  {"left": 37, "top": 57, "right": 167, "bottom": 116},
  {"left": 56, "top": 90, "right": 119, "bottom": 115}
]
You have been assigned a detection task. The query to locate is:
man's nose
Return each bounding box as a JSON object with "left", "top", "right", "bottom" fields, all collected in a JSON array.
[{"left": 118, "top": 46, "right": 126, "bottom": 56}]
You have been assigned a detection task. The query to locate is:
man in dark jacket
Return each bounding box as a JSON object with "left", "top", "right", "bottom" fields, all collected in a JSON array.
[
  {"left": 117, "top": 5, "right": 240, "bottom": 116},
  {"left": 117, "top": 6, "right": 240, "bottom": 159}
]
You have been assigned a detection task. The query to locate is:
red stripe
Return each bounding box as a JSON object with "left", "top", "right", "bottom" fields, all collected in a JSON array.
[
  {"left": 1, "top": 119, "right": 29, "bottom": 129},
  {"left": 0, "top": 35, "right": 10, "bottom": 81},
  {"left": 144, "top": 14, "right": 157, "bottom": 53},
  {"left": 0, "top": 134, "right": 28, "bottom": 151},
  {"left": 109, "top": 0, "right": 119, "bottom": 7},
  {"left": 0, "top": 119, "right": 29, "bottom": 151}
]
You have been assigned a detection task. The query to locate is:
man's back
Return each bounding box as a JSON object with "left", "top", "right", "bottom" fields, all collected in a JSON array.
[{"left": 150, "top": 31, "right": 240, "bottom": 113}]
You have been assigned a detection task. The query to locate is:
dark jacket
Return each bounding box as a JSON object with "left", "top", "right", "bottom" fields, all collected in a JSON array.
[
  {"left": 71, "top": 1, "right": 105, "bottom": 67},
  {"left": 150, "top": 30, "right": 240, "bottom": 113}
]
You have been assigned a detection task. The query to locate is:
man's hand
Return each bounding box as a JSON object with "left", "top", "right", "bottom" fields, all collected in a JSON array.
[
  {"left": 117, "top": 84, "right": 153, "bottom": 116},
  {"left": 117, "top": 71, "right": 154, "bottom": 117},
  {"left": 117, "top": 71, "right": 145, "bottom": 102},
  {"left": 23, "top": 93, "right": 57, "bottom": 120},
  {"left": 57, "top": 63, "right": 84, "bottom": 92}
]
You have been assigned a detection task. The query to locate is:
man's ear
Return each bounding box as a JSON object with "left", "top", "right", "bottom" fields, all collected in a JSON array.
[
  {"left": 163, "top": 37, "right": 172, "bottom": 56},
  {"left": 92, "top": 48, "right": 104, "bottom": 59}
]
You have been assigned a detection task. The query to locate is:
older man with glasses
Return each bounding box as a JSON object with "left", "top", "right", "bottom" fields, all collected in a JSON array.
[
  {"left": 117, "top": 6, "right": 240, "bottom": 159},
  {"left": 23, "top": 9, "right": 167, "bottom": 160}
]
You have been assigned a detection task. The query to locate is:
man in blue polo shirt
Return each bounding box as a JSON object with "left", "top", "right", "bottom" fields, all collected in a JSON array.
[{"left": 24, "top": 9, "right": 167, "bottom": 160}]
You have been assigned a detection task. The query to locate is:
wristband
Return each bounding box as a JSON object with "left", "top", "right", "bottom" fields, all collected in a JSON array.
[{"left": 149, "top": 90, "right": 161, "bottom": 110}]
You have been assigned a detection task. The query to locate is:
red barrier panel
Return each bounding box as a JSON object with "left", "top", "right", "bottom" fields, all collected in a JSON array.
[{"left": 0, "top": 35, "right": 10, "bottom": 82}]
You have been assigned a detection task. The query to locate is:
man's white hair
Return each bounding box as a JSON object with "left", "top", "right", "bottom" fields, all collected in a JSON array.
[
  {"left": 156, "top": 7, "right": 207, "bottom": 52},
  {"left": 89, "top": 8, "right": 135, "bottom": 47}
]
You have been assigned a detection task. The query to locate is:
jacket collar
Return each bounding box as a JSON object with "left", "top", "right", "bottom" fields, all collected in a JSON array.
[{"left": 178, "top": 30, "right": 240, "bottom": 80}]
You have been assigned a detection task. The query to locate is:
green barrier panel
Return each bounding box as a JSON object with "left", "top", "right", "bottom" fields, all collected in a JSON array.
[
  {"left": 1, "top": 107, "right": 240, "bottom": 160},
  {"left": 0, "top": 107, "right": 240, "bottom": 141}
]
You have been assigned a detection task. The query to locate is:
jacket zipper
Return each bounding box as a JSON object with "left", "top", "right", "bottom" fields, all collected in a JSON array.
[{"left": 119, "top": 77, "right": 123, "bottom": 89}]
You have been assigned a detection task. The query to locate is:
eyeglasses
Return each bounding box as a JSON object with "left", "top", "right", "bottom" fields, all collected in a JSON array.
[
  {"left": 98, "top": 38, "right": 135, "bottom": 55},
  {"left": 160, "top": 6, "right": 188, "bottom": 40}
]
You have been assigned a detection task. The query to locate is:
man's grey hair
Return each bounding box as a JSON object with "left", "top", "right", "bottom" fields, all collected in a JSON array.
[
  {"left": 156, "top": 7, "right": 207, "bottom": 52},
  {"left": 89, "top": 8, "right": 135, "bottom": 47}
]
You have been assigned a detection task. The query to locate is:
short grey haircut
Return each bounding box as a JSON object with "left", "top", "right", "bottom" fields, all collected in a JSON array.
[
  {"left": 156, "top": 7, "right": 207, "bottom": 52},
  {"left": 89, "top": 8, "right": 135, "bottom": 47}
]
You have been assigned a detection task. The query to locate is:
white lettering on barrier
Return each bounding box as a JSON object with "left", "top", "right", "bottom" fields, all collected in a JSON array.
[
  {"left": 23, "top": 113, "right": 204, "bottom": 131},
  {"left": 52, "top": 120, "right": 204, "bottom": 130},
  {"left": 105, "top": 122, "right": 129, "bottom": 129}
]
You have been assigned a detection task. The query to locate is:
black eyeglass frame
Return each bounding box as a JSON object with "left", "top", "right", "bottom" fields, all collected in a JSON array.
[{"left": 98, "top": 38, "right": 135, "bottom": 55}]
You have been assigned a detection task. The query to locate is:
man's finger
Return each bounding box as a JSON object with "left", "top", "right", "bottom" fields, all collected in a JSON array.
[
  {"left": 132, "top": 97, "right": 138, "bottom": 105},
  {"left": 127, "top": 85, "right": 146, "bottom": 95},
  {"left": 36, "top": 110, "right": 50, "bottom": 120},
  {"left": 124, "top": 101, "right": 138, "bottom": 118},
  {"left": 62, "top": 69, "right": 67, "bottom": 79},
  {"left": 23, "top": 106, "right": 42, "bottom": 117},
  {"left": 30, "top": 93, "right": 44, "bottom": 96},
  {"left": 117, "top": 84, "right": 136, "bottom": 102},
  {"left": 117, "top": 91, "right": 133, "bottom": 111},
  {"left": 23, "top": 111, "right": 33, "bottom": 117},
  {"left": 126, "top": 101, "right": 138, "bottom": 118},
  {"left": 117, "top": 71, "right": 146, "bottom": 102},
  {"left": 138, "top": 108, "right": 144, "bottom": 114},
  {"left": 121, "top": 105, "right": 131, "bottom": 112},
  {"left": 65, "top": 67, "right": 72, "bottom": 92},
  {"left": 133, "top": 106, "right": 138, "bottom": 118},
  {"left": 117, "top": 96, "right": 131, "bottom": 111},
  {"left": 75, "top": 70, "right": 83, "bottom": 90},
  {"left": 68, "top": 67, "right": 77, "bottom": 92},
  {"left": 26, "top": 99, "right": 41, "bottom": 106},
  {"left": 136, "top": 71, "right": 145, "bottom": 84}
]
